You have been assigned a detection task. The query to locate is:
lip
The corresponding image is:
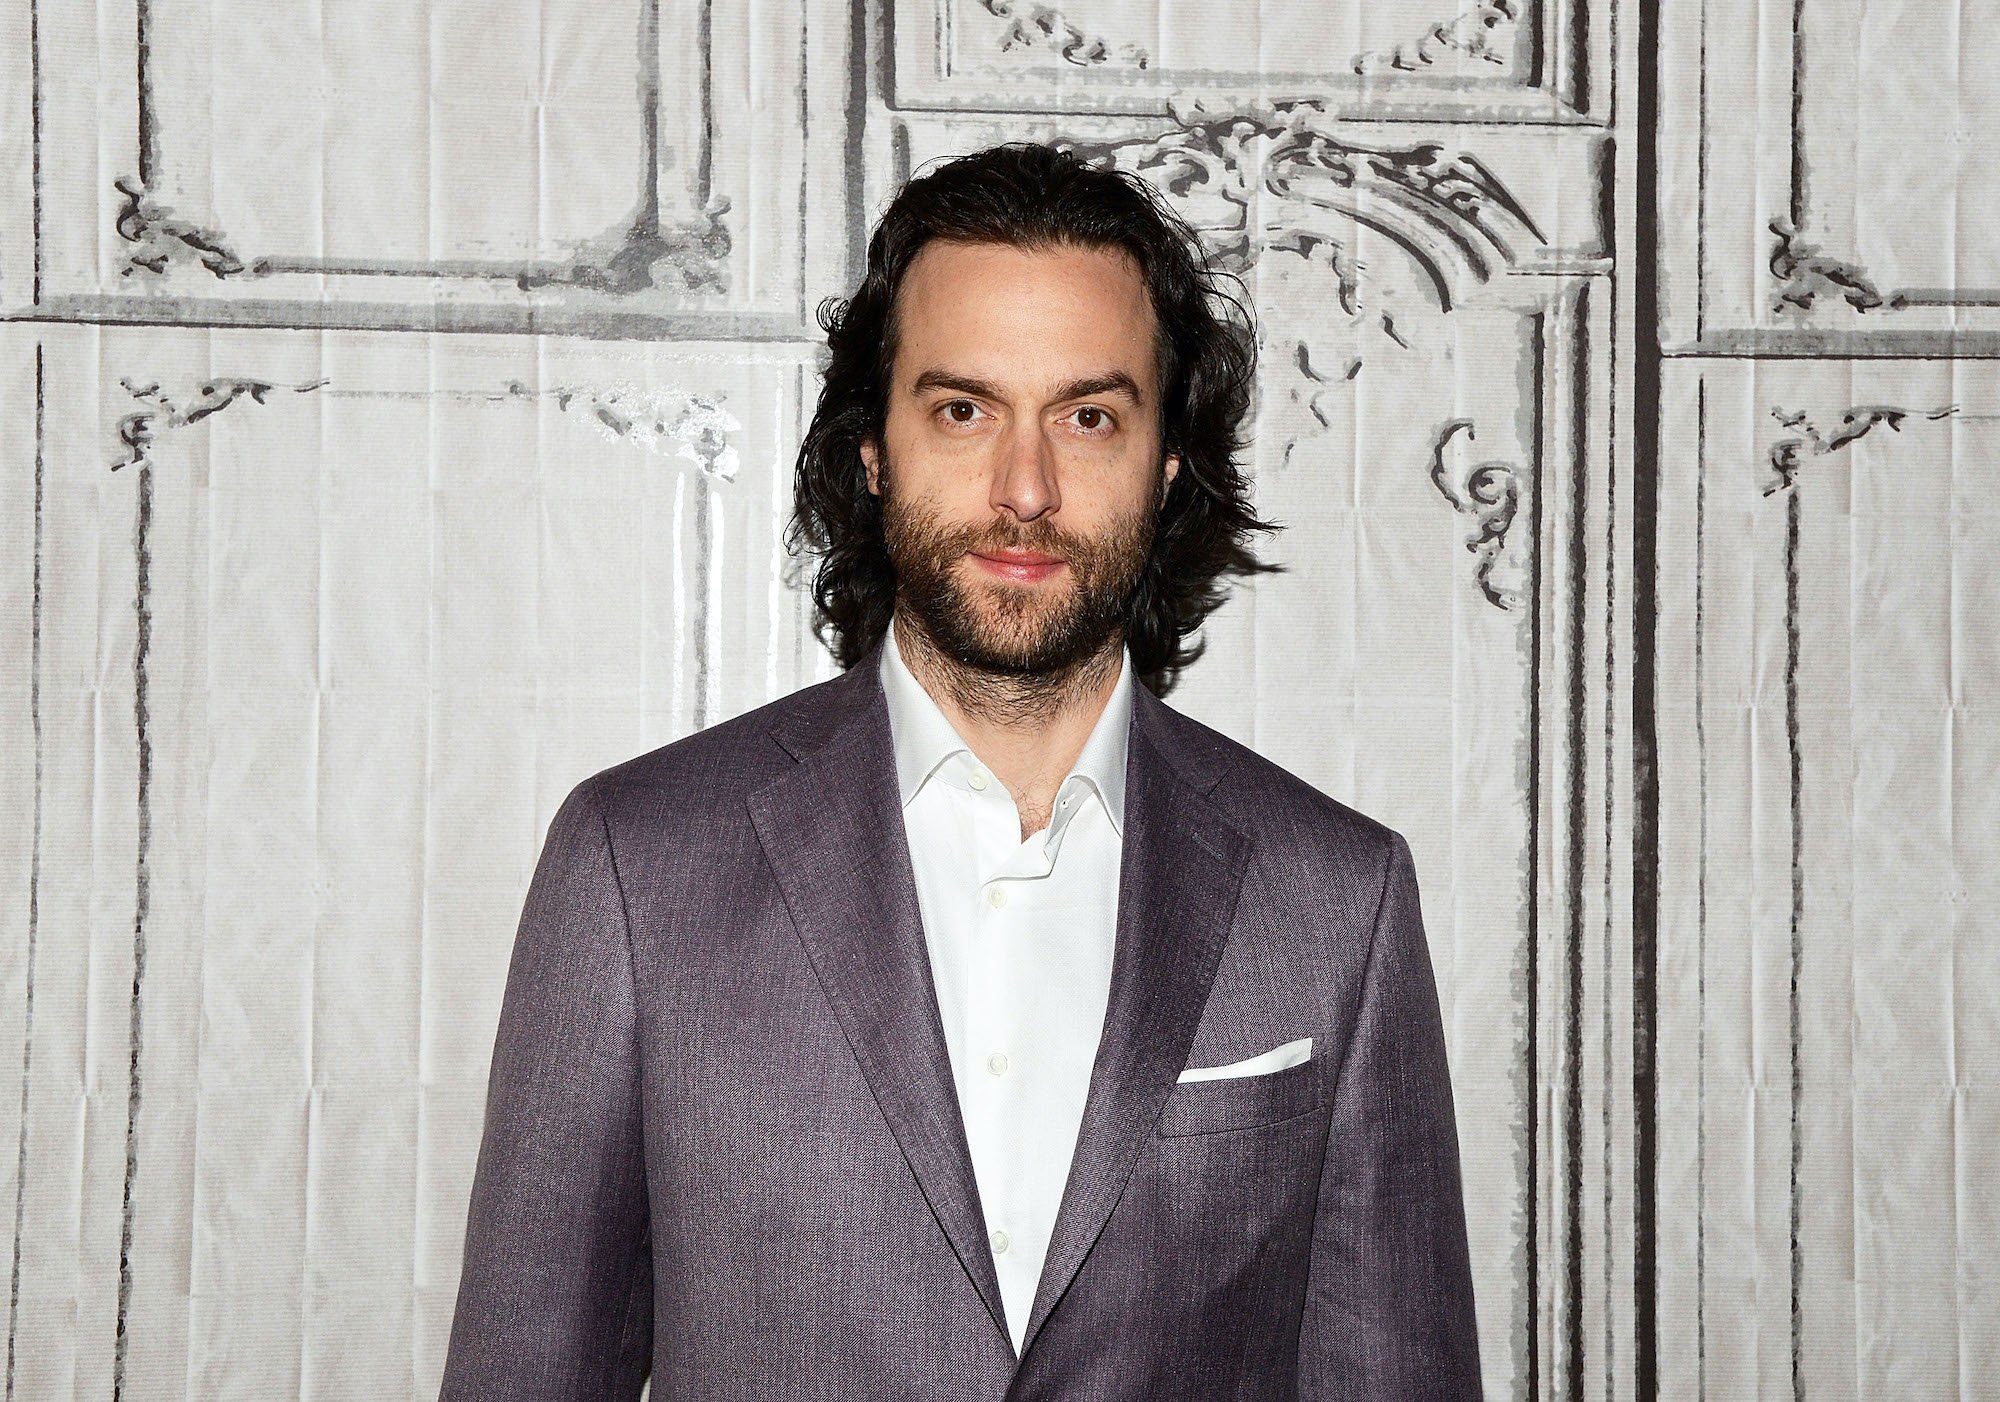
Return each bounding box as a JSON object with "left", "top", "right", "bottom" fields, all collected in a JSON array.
[{"left": 970, "top": 551, "right": 1067, "bottom": 582}]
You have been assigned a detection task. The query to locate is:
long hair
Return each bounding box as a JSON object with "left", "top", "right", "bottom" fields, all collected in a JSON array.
[{"left": 784, "top": 141, "right": 1282, "bottom": 698}]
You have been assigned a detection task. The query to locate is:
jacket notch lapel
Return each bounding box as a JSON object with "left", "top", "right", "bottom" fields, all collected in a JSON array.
[
  {"left": 745, "top": 652, "right": 1012, "bottom": 1350},
  {"left": 1016, "top": 693, "right": 1250, "bottom": 1361}
]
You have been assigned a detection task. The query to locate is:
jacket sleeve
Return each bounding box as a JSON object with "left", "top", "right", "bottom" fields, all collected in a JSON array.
[
  {"left": 440, "top": 777, "right": 654, "bottom": 1400},
  {"left": 1295, "top": 829, "right": 1482, "bottom": 1399}
]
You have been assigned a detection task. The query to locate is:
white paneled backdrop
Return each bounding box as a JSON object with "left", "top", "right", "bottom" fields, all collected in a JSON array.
[{"left": 0, "top": 0, "right": 1990, "bottom": 1398}]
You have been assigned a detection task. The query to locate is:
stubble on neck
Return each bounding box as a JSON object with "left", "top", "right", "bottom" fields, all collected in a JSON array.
[{"left": 892, "top": 610, "right": 1125, "bottom": 734}]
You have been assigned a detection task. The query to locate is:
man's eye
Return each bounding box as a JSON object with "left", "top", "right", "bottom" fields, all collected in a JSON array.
[
  {"left": 942, "top": 400, "right": 982, "bottom": 424},
  {"left": 1072, "top": 406, "right": 1113, "bottom": 432}
]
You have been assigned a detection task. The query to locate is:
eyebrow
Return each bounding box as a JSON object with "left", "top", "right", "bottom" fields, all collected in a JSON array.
[{"left": 908, "top": 368, "right": 1146, "bottom": 408}]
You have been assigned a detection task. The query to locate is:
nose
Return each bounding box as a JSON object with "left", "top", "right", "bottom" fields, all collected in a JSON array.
[{"left": 990, "top": 417, "right": 1060, "bottom": 523}]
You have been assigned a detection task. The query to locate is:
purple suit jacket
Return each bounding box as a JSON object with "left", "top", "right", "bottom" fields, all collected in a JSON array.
[{"left": 440, "top": 633, "right": 1480, "bottom": 1400}]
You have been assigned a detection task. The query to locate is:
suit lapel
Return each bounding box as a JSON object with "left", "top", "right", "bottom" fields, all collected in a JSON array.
[
  {"left": 1017, "top": 685, "right": 1249, "bottom": 1359},
  {"left": 745, "top": 638, "right": 1251, "bottom": 1364},
  {"left": 745, "top": 639, "right": 1011, "bottom": 1346}
]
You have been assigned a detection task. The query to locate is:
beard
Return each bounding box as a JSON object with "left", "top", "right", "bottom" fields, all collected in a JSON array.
[{"left": 877, "top": 447, "right": 1161, "bottom": 683}]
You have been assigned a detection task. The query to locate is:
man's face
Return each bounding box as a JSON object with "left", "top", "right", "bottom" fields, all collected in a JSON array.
[{"left": 860, "top": 239, "right": 1181, "bottom": 678}]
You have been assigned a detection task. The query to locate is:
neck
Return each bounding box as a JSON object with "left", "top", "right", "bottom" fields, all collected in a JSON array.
[{"left": 892, "top": 612, "right": 1123, "bottom": 793}]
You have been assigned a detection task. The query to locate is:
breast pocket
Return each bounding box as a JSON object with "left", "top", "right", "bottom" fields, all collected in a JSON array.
[{"left": 1156, "top": 1049, "right": 1340, "bottom": 1137}]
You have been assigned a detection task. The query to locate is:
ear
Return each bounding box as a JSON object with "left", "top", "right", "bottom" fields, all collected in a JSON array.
[
  {"left": 1161, "top": 451, "right": 1181, "bottom": 502},
  {"left": 861, "top": 438, "right": 881, "bottom": 496}
]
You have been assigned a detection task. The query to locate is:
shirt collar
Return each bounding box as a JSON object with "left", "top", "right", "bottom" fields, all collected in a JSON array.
[{"left": 880, "top": 616, "right": 1131, "bottom": 837}]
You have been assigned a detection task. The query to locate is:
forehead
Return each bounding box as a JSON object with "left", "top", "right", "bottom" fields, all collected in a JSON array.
[{"left": 891, "top": 240, "right": 1158, "bottom": 392}]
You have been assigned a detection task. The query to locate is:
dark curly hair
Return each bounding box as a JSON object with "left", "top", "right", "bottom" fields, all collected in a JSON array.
[{"left": 784, "top": 141, "right": 1283, "bottom": 698}]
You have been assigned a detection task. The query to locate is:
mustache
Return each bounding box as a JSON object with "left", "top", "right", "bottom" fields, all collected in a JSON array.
[{"left": 956, "top": 526, "right": 1078, "bottom": 559}]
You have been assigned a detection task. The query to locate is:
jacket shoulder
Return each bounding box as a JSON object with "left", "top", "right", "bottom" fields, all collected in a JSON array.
[
  {"left": 1156, "top": 699, "right": 1404, "bottom": 876},
  {"left": 566, "top": 668, "right": 854, "bottom": 820}
]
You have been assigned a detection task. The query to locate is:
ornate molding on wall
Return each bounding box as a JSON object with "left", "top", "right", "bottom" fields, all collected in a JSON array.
[
  {"left": 114, "top": 0, "right": 734, "bottom": 298},
  {"left": 893, "top": 0, "right": 1591, "bottom": 119},
  {"left": 1661, "top": 0, "right": 2000, "bottom": 348},
  {"left": 1271, "top": 340, "right": 1360, "bottom": 473},
  {"left": 1767, "top": 217, "right": 1905, "bottom": 319},
  {"left": 514, "top": 199, "right": 735, "bottom": 297},
  {"left": 1425, "top": 417, "right": 1524, "bottom": 609},
  {"left": 1352, "top": 0, "right": 1521, "bottom": 76},
  {"left": 1068, "top": 98, "right": 1547, "bottom": 317},
  {"left": 108, "top": 373, "right": 744, "bottom": 481},
  {"left": 0, "top": 0, "right": 854, "bottom": 335},
  {"left": 1764, "top": 400, "right": 1959, "bottom": 495},
  {"left": 975, "top": 0, "right": 1149, "bottom": 67},
  {"left": 491, "top": 379, "right": 744, "bottom": 480},
  {"left": 111, "top": 374, "right": 328, "bottom": 469},
  {"left": 114, "top": 176, "right": 247, "bottom": 280}
]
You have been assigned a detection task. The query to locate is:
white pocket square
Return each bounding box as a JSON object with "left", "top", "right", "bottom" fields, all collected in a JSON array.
[{"left": 1174, "top": 1035, "right": 1313, "bottom": 1083}]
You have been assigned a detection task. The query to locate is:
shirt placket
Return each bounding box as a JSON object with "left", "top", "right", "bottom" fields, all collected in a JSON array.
[{"left": 956, "top": 758, "right": 1057, "bottom": 1293}]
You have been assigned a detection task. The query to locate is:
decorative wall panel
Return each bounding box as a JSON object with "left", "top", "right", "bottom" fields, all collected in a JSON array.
[
  {"left": 0, "top": 323, "right": 828, "bottom": 1398},
  {"left": 3, "top": 0, "right": 854, "bottom": 337},
  {"left": 1658, "top": 0, "right": 2000, "bottom": 351},
  {"left": 1655, "top": 357, "right": 1998, "bottom": 1398},
  {"left": 888, "top": 0, "right": 1607, "bottom": 119}
]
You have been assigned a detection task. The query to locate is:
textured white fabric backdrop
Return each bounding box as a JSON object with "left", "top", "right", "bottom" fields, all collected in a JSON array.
[{"left": 0, "top": 0, "right": 1990, "bottom": 1397}]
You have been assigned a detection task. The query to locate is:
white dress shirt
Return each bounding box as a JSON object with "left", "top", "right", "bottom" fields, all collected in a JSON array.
[{"left": 879, "top": 618, "right": 1130, "bottom": 1357}]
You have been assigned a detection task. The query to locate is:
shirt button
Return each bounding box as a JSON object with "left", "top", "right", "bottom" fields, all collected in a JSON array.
[
  {"left": 990, "top": 1228, "right": 1011, "bottom": 1255},
  {"left": 986, "top": 1051, "right": 1009, "bottom": 1076},
  {"left": 968, "top": 769, "right": 989, "bottom": 790},
  {"left": 985, "top": 884, "right": 1007, "bottom": 910}
]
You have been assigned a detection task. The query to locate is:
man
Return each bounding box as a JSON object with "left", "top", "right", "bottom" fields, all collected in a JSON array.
[{"left": 441, "top": 143, "right": 1480, "bottom": 1399}]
